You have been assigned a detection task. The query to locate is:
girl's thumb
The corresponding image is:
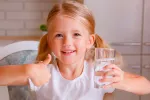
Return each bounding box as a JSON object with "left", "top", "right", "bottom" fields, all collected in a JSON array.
[{"left": 42, "top": 54, "right": 51, "bottom": 65}]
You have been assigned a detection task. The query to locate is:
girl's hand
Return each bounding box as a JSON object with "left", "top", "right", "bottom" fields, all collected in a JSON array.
[
  {"left": 97, "top": 64, "right": 125, "bottom": 90},
  {"left": 26, "top": 54, "right": 51, "bottom": 86}
]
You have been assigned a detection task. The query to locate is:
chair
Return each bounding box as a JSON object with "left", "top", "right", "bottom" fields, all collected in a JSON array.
[{"left": 0, "top": 41, "right": 39, "bottom": 100}]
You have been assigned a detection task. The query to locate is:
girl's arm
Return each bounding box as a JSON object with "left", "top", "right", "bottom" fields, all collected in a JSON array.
[
  {"left": 0, "top": 54, "right": 51, "bottom": 86},
  {"left": 120, "top": 72, "right": 150, "bottom": 95},
  {"left": 99, "top": 64, "right": 150, "bottom": 95},
  {"left": 0, "top": 64, "right": 30, "bottom": 85}
]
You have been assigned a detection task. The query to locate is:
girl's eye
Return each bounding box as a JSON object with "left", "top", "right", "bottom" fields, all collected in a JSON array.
[
  {"left": 55, "top": 34, "right": 63, "bottom": 38},
  {"left": 74, "top": 33, "right": 81, "bottom": 36}
]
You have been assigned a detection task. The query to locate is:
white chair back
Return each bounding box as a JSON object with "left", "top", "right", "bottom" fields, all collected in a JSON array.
[{"left": 0, "top": 41, "right": 39, "bottom": 100}]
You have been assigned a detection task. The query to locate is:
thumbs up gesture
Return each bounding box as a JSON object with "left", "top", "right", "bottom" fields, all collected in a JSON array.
[{"left": 26, "top": 54, "right": 51, "bottom": 86}]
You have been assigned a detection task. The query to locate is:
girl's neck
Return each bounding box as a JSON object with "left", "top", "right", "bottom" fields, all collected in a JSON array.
[{"left": 57, "top": 59, "right": 84, "bottom": 80}]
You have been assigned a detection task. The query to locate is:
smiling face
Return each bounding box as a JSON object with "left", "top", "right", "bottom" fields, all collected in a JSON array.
[{"left": 47, "top": 16, "right": 94, "bottom": 65}]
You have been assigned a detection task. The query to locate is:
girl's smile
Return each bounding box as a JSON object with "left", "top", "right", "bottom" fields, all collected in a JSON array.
[{"left": 61, "top": 49, "right": 76, "bottom": 56}]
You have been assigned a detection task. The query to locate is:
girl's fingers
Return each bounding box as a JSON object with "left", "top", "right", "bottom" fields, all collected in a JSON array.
[
  {"left": 95, "top": 69, "right": 123, "bottom": 78},
  {"left": 103, "top": 64, "right": 121, "bottom": 71},
  {"left": 100, "top": 77, "right": 120, "bottom": 83},
  {"left": 103, "top": 69, "right": 122, "bottom": 77},
  {"left": 101, "top": 83, "right": 116, "bottom": 89}
]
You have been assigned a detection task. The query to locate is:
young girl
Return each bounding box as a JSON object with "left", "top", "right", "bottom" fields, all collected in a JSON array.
[
  {"left": 31, "top": 1, "right": 117, "bottom": 99},
  {"left": 0, "top": 1, "right": 150, "bottom": 100}
]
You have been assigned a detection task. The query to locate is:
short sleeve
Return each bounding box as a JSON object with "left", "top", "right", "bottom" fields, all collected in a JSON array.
[
  {"left": 28, "top": 78, "right": 39, "bottom": 100},
  {"left": 28, "top": 78, "right": 40, "bottom": 91},
  {"left": 103, "top": 88, "right": 115, "bottom": 93}
]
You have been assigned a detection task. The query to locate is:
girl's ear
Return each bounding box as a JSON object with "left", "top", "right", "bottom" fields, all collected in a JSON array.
[{"left": 87, "top": 34, "right": 95, "bottom": 49}]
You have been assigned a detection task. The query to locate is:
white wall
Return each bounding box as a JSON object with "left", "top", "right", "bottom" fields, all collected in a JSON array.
[{"left": 0, "top": 0, "right": 61, "bottom": 47}]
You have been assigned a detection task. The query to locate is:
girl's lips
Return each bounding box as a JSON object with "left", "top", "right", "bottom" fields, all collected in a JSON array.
[{"left": 61, "top": 50, "right": 76, "bottom": 55}]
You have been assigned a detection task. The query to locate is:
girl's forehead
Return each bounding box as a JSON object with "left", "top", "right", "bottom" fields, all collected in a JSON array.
[{"left": 48, "top": 16, "right": 88, "bottom": 32}]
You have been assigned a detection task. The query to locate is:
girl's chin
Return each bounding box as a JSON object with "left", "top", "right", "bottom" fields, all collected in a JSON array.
[
  {"left": 58, "top": 59, "right": 76, "bottom": 65},
  {"left": 62, "top": 60, "right": 75, "bottom": 65}
]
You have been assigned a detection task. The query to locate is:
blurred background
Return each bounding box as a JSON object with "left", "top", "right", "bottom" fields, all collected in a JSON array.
[
  {"left": 0, "top": 0, "right": 62, "bottom": 48},
  {"left": 0, "top": 0, "right": 150, "bottom": 100},
  {"left": 84, "top": 0, "right": 150, "bottom": 100}
]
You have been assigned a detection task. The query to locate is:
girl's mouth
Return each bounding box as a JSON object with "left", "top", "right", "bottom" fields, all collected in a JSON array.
[{"left": 61, "top": 50, "right": 76, "bottom": 55}]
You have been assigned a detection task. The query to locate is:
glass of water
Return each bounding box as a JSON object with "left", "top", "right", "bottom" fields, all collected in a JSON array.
[{"left": 94, "top": 48, "right": 115, "bottom": 88}]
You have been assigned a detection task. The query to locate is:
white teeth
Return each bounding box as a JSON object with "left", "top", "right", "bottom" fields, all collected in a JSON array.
[
  {"left": 67, "top": 51, "right": 72, "bottom": 53},
  {"left": 63, "top": 51, "right": 74, "bottom": 53}
]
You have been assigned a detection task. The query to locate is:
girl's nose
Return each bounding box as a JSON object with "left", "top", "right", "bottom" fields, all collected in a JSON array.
[
  {"left": 63, "top": 36, "right": 72, "bottom": 48},
  {"left": 63, "top": 44, "right": 71, "bottom": 48}
]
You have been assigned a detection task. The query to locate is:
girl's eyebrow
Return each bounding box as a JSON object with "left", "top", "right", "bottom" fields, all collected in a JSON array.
[
  {"left": 53, "top": 30, "right": 81, "bottom": 33},
  {"left": 72, "top": 29, "right": 81, "bottom": 32},
  {"left": 53, "top": 31, "right": 63, "bottom": 33}
]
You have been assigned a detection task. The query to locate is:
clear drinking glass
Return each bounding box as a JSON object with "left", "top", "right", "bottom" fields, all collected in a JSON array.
[{"left": 94, "top": 48, "right": 115, "bottom": 88}]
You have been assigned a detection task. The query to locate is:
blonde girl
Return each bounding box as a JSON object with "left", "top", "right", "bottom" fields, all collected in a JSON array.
[
  {"left": 33, "top": 1, "right": 117, "bottom": 100},
  {"left": 30, "top": 0, "right": 150, "bottom": 97},
  {"left": 0, "top": 1, "right": 150, "bottom": 100}
]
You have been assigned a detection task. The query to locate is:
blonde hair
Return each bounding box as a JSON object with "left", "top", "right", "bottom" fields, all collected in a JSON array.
[{"left": 36, "top": 1, "right": 123, "bottom": 66}]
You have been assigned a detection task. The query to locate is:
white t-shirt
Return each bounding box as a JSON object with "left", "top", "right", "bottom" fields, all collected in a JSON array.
[{"left": 29, "top": 61, "right": 114, "bottom": 100}]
